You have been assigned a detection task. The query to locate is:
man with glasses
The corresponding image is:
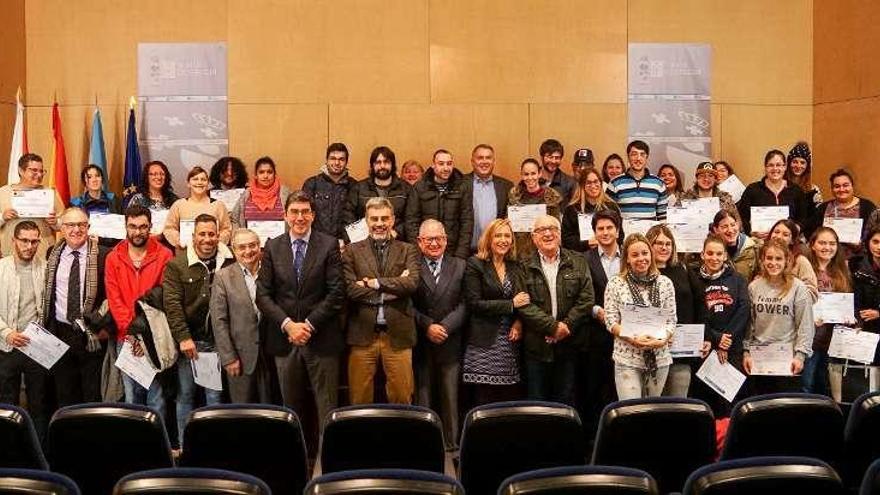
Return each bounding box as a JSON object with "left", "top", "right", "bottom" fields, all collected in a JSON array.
[
  {"left": 608, "top": 140, "right": 668, "bottom": 221},
  {"left": 41, "top": 207, "right": 111, "bottom": 406},
  {"left": 517, "top": 214, "right": 594, "bottom": 405},
  {"left": 0, "top": 153, "right": 65, "bottom": 257},
  {"left": 256, "top": 191, "right": 345, "bottom": 426},
  {"left": 412, "top": 219, "right": 466, "bottom": 451},
  {"left": 303, "top": 143, "right": 356, "bottom": 240},
  {"left": 0, "top": 221, "right": 49, "bottom": 442},
  {"left": 105, "top": 205, "right": 173, "bottom": 413}
]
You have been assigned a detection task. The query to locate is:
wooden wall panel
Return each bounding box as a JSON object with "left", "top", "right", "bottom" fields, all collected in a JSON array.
[
  {"left": 629, "top": 0, "right": 813, "bottom": 105},
  {"left": 429, "top": 0, "right": 627, "bottom": 103},
  {"left": 228, "top": 0, "right": 429, "bottom": 104},
  {"left": 0, "top": 0, "right": 26, "bottom": 104},
  {"left": 719, "top": 104, "right": 813, "bottom": 183},
  {"left": 228, "top": 103, "right": 328, "bottom": 189},
  {"left": 528, "top": 103, "right": 628, "bottom": 172},
  {"left": 814, "top": 0, "right": 880, "bottom": 103},
  {"left": 813, "top": 98, "right": 880, "bottom": 199}
]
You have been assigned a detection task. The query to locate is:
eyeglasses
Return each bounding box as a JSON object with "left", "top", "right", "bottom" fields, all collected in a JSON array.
[
  {"left": 148, "top": 172, "right": 166, "bottom": 178},
  {"left": 62, "top": 222, "right": 88, "bottom": 230},
  {"left": 14, "top": 238, "right": 41, "bottom": 246},
  {"left": 24, "top": 168, "right": 45, "bottom": 175},
  {"left": 533, "top": 226, "right": 559, "bottom": 235},
  {"left": 287, "top": 209, "right": 313, "bottom": 217},
  {"left": 126, "top": 224, "right": 151, "bottom": 232},
  {"left": 652, "top": 241, "right": 673, "bottom": 248},
  {"left": 419, "top": 236, "right": 447, "bottom": 244},
  {"left": 585, "top": 179, "right": 602, "bottom": 186}
]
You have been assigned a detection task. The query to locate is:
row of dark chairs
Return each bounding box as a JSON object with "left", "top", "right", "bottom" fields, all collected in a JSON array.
[
  {"left": 3, "top": 457, "right": 880, "bottom": 494},
  {"left": 2, "top": 392, "right": 880, "bottom": 494}
]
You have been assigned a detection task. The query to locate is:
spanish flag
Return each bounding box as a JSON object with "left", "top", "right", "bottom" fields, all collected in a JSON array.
[{"left": 50, "top": 101, "right": 71, "bottom": 204}]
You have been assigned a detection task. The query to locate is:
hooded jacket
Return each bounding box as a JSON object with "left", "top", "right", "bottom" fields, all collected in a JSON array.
[{"left": 691, "top": 263, "right": 750, "bottom": 353}]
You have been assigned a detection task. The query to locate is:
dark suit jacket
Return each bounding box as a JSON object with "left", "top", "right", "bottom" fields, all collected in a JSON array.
[
  {"left": 256, "top": 230, "right": 345, "bottom": 357},
  {"left": 412, "top": 255, "right": 466, "bottom": 364},
  {"left": 343, "top": 238, "right": 421, "bottom": 350},
  {"left": 463, "top": 256, "right": 525, "bottom": 347},
  {"left": 44, "top": 241, "right": 110, "bottom": 328},
  {"left": 461, "top": 172, "right": 514, "bottom": 220},
  {"left": 585, "top": 246, "right": 616, "bottom": 352}
]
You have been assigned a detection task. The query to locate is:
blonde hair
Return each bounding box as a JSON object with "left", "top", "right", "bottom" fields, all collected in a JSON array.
[
  {"left": 645, "top": 223, "right": 679, "bottom": 267},
  {"left": 476, "top": 218, "right": 516, "bottom": 261},
  {"left": 619, "top": 233, "right": 659, "bottom": 277},
  {"left": 569, "top": 167, "right": 614, "bottom": 210},
  {"left": 758, "top": 238, "right": 795, "bottom": 298}
]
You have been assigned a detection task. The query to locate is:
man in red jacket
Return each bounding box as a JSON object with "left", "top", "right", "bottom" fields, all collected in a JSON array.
[{"left": 105, "top": 205, "right": 173, "bottom": 414}]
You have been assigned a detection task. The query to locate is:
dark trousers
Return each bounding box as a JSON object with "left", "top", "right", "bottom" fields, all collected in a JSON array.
[
  {"left": 51, "top": 322, "right": 104, "bottom": 407},
  {"left": 578, "top": 344, "right": 617, "bottom": 442},
  {"left": 415, "top": 350, "right": 460, "bottom": 450},
  {"left": 526, "top": 354, "right": 577, "bottom": 406},
  {"left": 227, "top": 351, "right": 272, "bottom": 405},
  {"left": 750, "top": 374, "right": 802, "bottom": 396},
  {"left": 0, "top": 349, "right": 50, "bottom": 443}
]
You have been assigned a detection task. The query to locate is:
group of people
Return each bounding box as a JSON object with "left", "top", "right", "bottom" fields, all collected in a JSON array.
[{"left": 1, "top": 136, "right": 879, "bottom": 454}]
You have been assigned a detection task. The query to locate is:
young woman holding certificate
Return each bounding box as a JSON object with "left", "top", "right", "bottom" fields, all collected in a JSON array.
[
  {"left": 810, "top": 169, "right": 876, "bottom": 259},
  {"left": 163, "top": 167, "right": 233, "bottom": 249},
  {"left": 736, "top": 149, "right": 808, "bottom": 238},
  {"left": 850, "top": 226, "right": 880, "bottom": 396},
  {"left": 604, "top": 233, "right": 677, "bottom": 399},
  {"left": 230, "top": 157, "right": 292, "bottom": 229},
  {"left": 711, "top": 210, "right": 760, "bottom": 282},
  {"left": 804, "top": 227, "right": 854, "bottom": 398},
  {"left": 508, "top": 158, "right": 562, "bottom": 261},
  {"left": 769, "top": 219, "right": 819, "bottom": 301},
  {"left": 744, "top": 239, "right": 815, "bottom": 395},
  {"left": 561, "top": 168, "right": 620, "bottom": 252}
]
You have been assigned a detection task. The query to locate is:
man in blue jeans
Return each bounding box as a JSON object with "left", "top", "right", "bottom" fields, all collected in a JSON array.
[{"left": 163, "top": 213, "right": 234, "bottom": 447}]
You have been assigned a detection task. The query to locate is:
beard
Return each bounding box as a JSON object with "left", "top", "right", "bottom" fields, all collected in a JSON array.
[
  {"left": 129, "top": 235, "right": 149, "bottom": 248},
  {"left": 374, "top": 168, "right": 392, "bottom": 180}
]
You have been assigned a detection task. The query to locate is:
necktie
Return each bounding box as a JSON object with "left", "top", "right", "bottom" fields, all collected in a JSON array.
[
  {"left": 428, "top": 259, "right": 440, "bottom": 283},
  {"left": 68, "top": 251, "right": 82, "bottom": 322},
  {"left": 294, "top": 239, "right": 305, "bottom": 280}
]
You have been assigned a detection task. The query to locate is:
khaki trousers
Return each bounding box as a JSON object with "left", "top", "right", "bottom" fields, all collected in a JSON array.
[{"left": 348, "top": 332, "right": 413, "bottom": 404}]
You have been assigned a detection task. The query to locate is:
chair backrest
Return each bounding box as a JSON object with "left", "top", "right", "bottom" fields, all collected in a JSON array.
[
  {"left": 683, "top": 456, "right": 844, "bottom": 495},
  {"left": 498, "top": 465, "right": 659, "bottom": 495},
  {"left": 320, "top": 404, "right": 445, "bottom": 474},
  {"left": 304, "top": 469, "right": 463, "bottom": 495},
  {"left": 844, "top": 392, "right": 880, "bottom": 488},
  {"left": 0, "top": 468, "right": 80, "bottom": 495},
  {"left": 0, "top": 405, "right": 47, "bottom": 470},
  {"left": 720, "top": 393, "right": 844, "bottom": 466},
  {"left": 860, "top": 458, "right": 880, "bottom": 495},
  {"left": 47, "top": 403, "right": 173, "bottom": 495},
  {"left": 179, "top": 404, "right": 308, "bottom": 495},
  {"left": 113, "top": 467, "right": 271, "bottom": 495},
  {"left": 459, "top": 401, "right": 586, "bottom": 495},
  {"left": 591, "top": 397, "right": 716, "bottom": 494}
]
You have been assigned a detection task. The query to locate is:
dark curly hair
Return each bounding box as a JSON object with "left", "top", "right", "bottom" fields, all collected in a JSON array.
[{"left": 209, "top": 156, "right": 248, "bottom": 189}]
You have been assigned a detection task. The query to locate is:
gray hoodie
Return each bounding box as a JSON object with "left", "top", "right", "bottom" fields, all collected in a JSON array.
[{"left": 747, "top": 276, "right": 815, "bottom": 362}]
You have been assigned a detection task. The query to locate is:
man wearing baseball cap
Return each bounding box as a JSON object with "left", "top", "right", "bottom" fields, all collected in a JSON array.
[{"left": 572, "top": 148, "right": 594, "bottom": 178}]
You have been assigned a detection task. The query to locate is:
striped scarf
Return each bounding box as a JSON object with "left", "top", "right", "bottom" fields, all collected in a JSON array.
[{"left": 41, "top": 237, "right": 100, "bottom": 328}]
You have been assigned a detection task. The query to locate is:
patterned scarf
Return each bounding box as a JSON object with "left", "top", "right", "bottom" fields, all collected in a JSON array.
[
  {"left": 249, "top": 176, "right": 281, "bottom": 211},
  {"left": 41, "top": 237, "right": 100, "bottom": 329},
  {"left": 625, "top": 271, "right": 661, "bottom": 376}
]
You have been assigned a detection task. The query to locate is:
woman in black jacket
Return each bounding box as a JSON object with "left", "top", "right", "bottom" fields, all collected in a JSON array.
[
  {"left": 561, "top": 167, "right": 621, "bottom": 252},
  {"left": 463, "top": 218, "right": 529, "bottom": 405},
  {"left": 737, "top": 149, "right": 808, "bottom": 237},
  {"left": 851, "top": 226, "right": 880, "bottom": 395},
  {"left": 807, "top": 168, "right": 877, "bottom": 259}
]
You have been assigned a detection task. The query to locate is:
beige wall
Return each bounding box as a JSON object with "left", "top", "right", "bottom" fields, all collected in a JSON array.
[
  {"left": 5, "top": 0, "right": 814, "bottom": 193},
  {"left": 813, "top": 0, "right": 880, "bottom": 200},
  {"left": 0, "top": 0, "right": 26, "bottom": 181}
]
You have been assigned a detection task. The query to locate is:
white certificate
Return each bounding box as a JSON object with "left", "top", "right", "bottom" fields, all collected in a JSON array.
[
  {"left": 668, "top": 223, "right": 708, "bottom": 253},
  {"left": 619, "top": 304, "right": 673, "bottom": 339},
  {"left": 11, "top": 189, "right": 55, "bottom": 218},
  {"left": 828, "top": 326, "right": 880, "bottom": 364},
  {"left": 345, "top": 218, "right": 369, "bottom": 243},
  {"left": 88, "top": 213, "right": 126, "bottom": 239},
  {"left": 718, "top": 175, "right": 746, "bottom": 203},
  {"left": 696, "top": 351, "right": 747, "bottom": 403},
  {"left": 823, "top": 217, "right": 863, "bottom": 245},
  {"left": 150, "top": 209, "right": 170, "bottom": 235},
  {"left": 622, "top": 218, "right": 659, "bottom": 238},
  {"left": 210, "top": 188, "right": 245, "bottom": 212},
  {"left": 179, "top": 220, "right": 195, "bottom": 247},
  {"left": 114, "top": 340, "right": 157, "bottom": 390},
  {"left": 749, "top": 342, "right": 793, "bottom": 376},
  {"left": 667, "top": 197, "right": 720, "bottom": 228},
  {"left": 192, "top": 351, "right": 223, "bottom": 391},
  {"left": 671, "top": 324, "right": 705, "bottom": 358},
  {"left": 750, "top": 206, "right": 789, "bottom": 233},
  {"left": 508, "top": 204, "right": 547, "bottom": 233},
  {"left": 577, "top": 213, "right": 594, "bottom": 241},
  {"left": 248, "top": 220, "right": 286, "bottom": 247},
  {"left": 813, "top": 292, "right": 855, "bottom": 324},
  {"left": 18, "top": 322, "right": 69, "bottom": 370}
]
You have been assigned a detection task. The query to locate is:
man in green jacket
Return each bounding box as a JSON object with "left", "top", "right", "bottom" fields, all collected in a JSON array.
[
  {"left": 163, "top": 213, "right": 235, "bottom": 447},
  {"left": 518, "top": 214, "right": 594, "bottom": 406}
]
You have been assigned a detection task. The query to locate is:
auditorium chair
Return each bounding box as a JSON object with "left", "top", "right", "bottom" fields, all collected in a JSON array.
[
  {"left": 843, "top": 392, "right": 880, "bottom": 490},
  {"left": 179, "top": 404, "right": 308, "bottom": 495},
  {"left": 304, "top": 468, "right": 463, "bottom": 495},
  {"left": 682, "top": 456, "right": 844, "bottom": 495},
  {"left": 592, "top": 397, "right": 716, "bottom": 494},
  {"left": 498, "top": 465, "right": 659, "bottom": 495},
  {"left": 0, "top": 405, "right": 47, "bottom": 470},
  {"left": 459, "top": 401, "right": 586, "bottom": 495},
  {"left": 720, "top": 393, "right": 844, "bottom": 467},
  {"left": 113, "top": 467, "right": 271, "bottom": 495},
  {"left": 47, "top": 403, "right": 173, "bottom": 495},
  {"left": 319, "top": 404, "right": 445, "bottom": 474},
  {"left": 0, "top": 468, "right": 79, "bottom": 494}
]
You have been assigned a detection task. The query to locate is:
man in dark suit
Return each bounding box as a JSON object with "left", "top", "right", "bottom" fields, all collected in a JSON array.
[
  {"left": 462, "top": 144, "right": 513, "bottom": 252},
  {"left": 581, "top": 209, "right": 622, "bottom": 438},
  {"left": 256, "top": 191, "right": 345, "bottom": 427},
  {"left": 412, "top": 219, "right": 466, "bottom": 450},
  {"left": 41, "top": 207, "right": 111, "bottom": 407},
  {"left": 343, "top": 197, "right": 420, "bottom": 404}
]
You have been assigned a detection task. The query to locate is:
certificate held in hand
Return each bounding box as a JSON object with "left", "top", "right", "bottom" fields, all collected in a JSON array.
[
  {"left": 749, "top": 342, "right": 793, "bottom": 376},
  {"left": 11, "top": 189, "right": 55, "bottom": 218},
  {"left": 750, "top": 206, "right": 789, "bottom": 233},
  {"left": 508, "top": 204, "right": 547, "bottom": 233},
  {"left": 619, "top": 304, "right": 672, "bottom": 339}
]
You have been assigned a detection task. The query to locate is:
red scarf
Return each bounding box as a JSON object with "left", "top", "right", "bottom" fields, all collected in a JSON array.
[{"left": 249, "top": 177, "right": 280, "bottom": 211}]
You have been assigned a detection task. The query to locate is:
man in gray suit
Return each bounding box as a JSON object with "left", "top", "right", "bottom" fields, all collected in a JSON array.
[
  {"left": 210, "top": 228, "right": 271, "bottom": 403},
  {"left": 412, "top": 219, "right": 466, "bottom": 451}
]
